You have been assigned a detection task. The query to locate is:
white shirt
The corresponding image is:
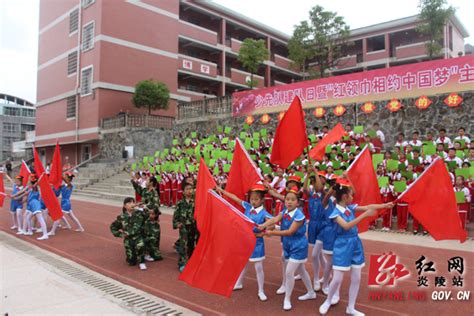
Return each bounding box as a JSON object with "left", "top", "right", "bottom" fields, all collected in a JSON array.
[
  {"left": 445, "top": 156, "right": 463, "bottom": 168},
  {"left": 454, "top": 136, "right": 470, "bottom": 145},
  {"left": 408, "top": 140, "right": 423, "bottom": 147},
  {"left": 395, "top": 141, "right": 408, "bottom": 148},
  {"left": 376, "top": 130, "right": 385, "bottom": 143},
  {"left": 436, "top": 136, "right": 452, "bottom": 146},
  {"left": 454, "top": 187, "right": 471, "bottom": 203}
]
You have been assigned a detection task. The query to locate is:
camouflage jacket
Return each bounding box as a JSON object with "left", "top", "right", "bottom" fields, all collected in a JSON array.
[
  {"left": 132, "top": 181, "right": 161, "bottom": 213},
  {"left": 173, "top": 198, "right": 195, "bottom": 229},
  {"left": 144, "top": 219, "right": 160, "bottom": 240},
  {"left": 110, "top": 209, "right": 146, "bottom": 240}
]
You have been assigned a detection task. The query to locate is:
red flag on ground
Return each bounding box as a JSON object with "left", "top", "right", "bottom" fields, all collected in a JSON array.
[
  {"left": 270, "top": 96, "right": 309, "bottom": 169},
  {"left": 49, "top": 142, "right": 63, "bottom": 189},
  {"left": 19, "top": 161, "right": 31, "bottom": 187},
  {"left": 0, "top": 173, "right": 5, "bottom": 207},
  {"left": 347, "top": 146, "right": 384, "bottom": 233},
  {"left": 398, "top": 158, "right": 467, "bottom": 242},
  {"left": 194, "top": 158, "right": 217, "bottom": 232},
  {"left": 33, "top": 147, "right": 62, "bottom": 221},
  {"left": 309, "top": 123, "right": 346, "bottom": 161},
  {"left": 225, "top": 138, "right": 262, "bottom": 211},
  {"left": 180, "top": 190, "right": 256, "bottom": 297}
]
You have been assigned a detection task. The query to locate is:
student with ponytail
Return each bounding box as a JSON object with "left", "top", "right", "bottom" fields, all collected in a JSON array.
[{"left": 319, "top": 179, "right": 393, "bottom": 316}]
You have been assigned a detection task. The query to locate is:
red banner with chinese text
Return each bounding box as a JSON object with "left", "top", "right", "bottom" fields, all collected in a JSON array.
[{"left": 232, "top": 55, "right": 474, "bottom": 116}]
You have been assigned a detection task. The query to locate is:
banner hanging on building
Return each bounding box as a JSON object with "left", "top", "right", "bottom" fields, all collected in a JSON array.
[{"left": 232, "top": 55, "right": 474, "bottom": 116}]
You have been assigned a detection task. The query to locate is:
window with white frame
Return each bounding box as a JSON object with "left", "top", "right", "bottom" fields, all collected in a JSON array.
[
  {"left": 81, "top": 66, "right": 93, "bottom": 96},
  {"left": 82, "top": 21, "right": 95, "bottom": 51},
  {"left": 67, "top": 51, "right": 78, "bottom": 75},
  {"left": 82, "top": 0, "right": 95, "bottom": 8},
  {"left": 69, "top": 9, "right": 79, "bottom": 34},
  {"left": 66, "top": 96, "right": 76, "bottom": 118},
  {"left": 3, "top": 123, "right": 17, "bottom": 133},
  {"left": 3, "top": 107, "right": 21, "bottom": 116},
  {"left": 21, "top": 108, "right": 35, "bottom": 117}
]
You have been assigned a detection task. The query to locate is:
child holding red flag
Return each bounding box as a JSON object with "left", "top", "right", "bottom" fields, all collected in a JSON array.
[
  {"left": 258, "top": 187, "right": 316, "bottom": 311},
  {"left": 319, "top": 182, "right": 393, "bottom": 316},
  {"left": 217, "top": 184, "right": 273, "bottom": 302},
  {"left": 5, "top": 174, "right": 24, "bottom": 232}
]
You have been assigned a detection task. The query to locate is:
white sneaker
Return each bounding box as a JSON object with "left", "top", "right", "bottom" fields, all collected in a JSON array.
[
  {"left": 314, "top": 281, "right": 321, "bottom": 291},
  {"left": 10, "top": 225, "right": 17, "bottom": 230},
  {"left": 35, "top": 228, "right": 42, "bottom": 233},
  {"left": 48, "top": 231, "right": 55, "bottom": 236},
  {"left": 144, "top": 255, "right": 155, "bottom": 262},
  {"left": 283, "top": 300, "right": 292, "bottom": 311},
  {"left": 258, "top": 292, "right": 267, "bottom": 301},
  {"left": 294, "top": 274, "right": 302, "bottom": 280},
  {"left": 139, "top": 263, "right": 147, "bottom": 270},
  {"left": 37, "top": 235, "right": 49, "bottom": 241},
  {"left": 331, "top": 296, "right": 340, "bottom": 305},
  {"left": 16, "top": 230, "right": 25, "bottom": 235},
  {"left": 319, "top": 301, "right": 331, "bottom": 315},
  {"left": 298, "top": 291, "right": 316, "bottom": 301},
  {"left": 276, "top": 285, "right": 286, "bottom": 294},
  {"left": 75, "top": 228, "right": 85, "bottom": 232},
  {"left": 346, "top": 307, "right": 365, "bottom": 316},
  {"left": 233, "top": 284, "right": 243, "bottom": 291},
  {"left": 322, "top": 286, "right": 329, "bottom": 295},
  {"left": 24, "top": 231, "right": 33, "bottom": 236}
]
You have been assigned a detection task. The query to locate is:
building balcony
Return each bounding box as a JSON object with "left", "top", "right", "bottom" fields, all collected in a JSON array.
[
  {"left": 25, "top": 131, "right": 35, "bottom": 143},
  {"left": 179, "top": 20, "right": 218, "bottom": 47},
  {"left": 365, "top": 49, "right": 389, "bottom": 62},
  {"left": 336, "top": 54, "right": 358, "bottom": 69},
  {"left": 230, "top": 38, "right": 242, "bottom": 53},
  {"left": 230, "top": 68, "right": 265, "bottom": 88},
  {"left": 178, "top": 55, "right": 218, "bottom": 77},
  {"left": 274, "top": 54, "right": 293, "bottom": 70},
  {"left": 395, "top": 42, "right": 427, "bottom": 60}
]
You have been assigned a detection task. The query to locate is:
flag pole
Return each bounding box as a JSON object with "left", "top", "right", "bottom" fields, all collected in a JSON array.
[{"left": 396, "top": 156, "right": 441, "bottom": 201}]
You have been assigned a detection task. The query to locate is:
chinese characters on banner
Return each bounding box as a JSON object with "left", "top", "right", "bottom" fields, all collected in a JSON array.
[{"left": 232, "top": 55, "right": 474, "bottom": 116}]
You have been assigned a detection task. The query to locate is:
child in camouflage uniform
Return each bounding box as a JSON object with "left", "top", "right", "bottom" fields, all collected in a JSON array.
[
  {"left": 110, "top": 197, "right": 148, "bottom": 270},
  {"left": 173, "top": 183, "right": 197, "bottom": 272},
  {"left": 144, "top": 208, "right": 163, "bottom": 261}
]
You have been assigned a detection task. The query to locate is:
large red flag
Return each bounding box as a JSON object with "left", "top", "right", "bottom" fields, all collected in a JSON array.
[
  {"left": 49, "top": 142, "right": 63, "bottom": 189},
  {"left": 194, "top": 158, "right": 217, "bottom": 232},
  {"left": 398, "top": 158, "right": 466, "bottom": 242},
  {"left": 33, "top": 147, "right": 62, "bottom": 221},
  {"left": 0, "top": 173, "right": 5, "bottom": 207},
  {"left": 225, "top": 138, "right": 262, "bottom": 211},
  {"left": 309, "top": 123, "right": 346, "bottom": 161},
  {"left": 270, "top": 96, "right": 309, "bottom": 169},
  {"left": 19, "top": 160, "right": 31, "bottom": 186},
  {"left": 347, "top": 146, "right": 384, "bottom": 233},
  {"left": 180, "top": 190, "right": 256, "bottom": 297}
]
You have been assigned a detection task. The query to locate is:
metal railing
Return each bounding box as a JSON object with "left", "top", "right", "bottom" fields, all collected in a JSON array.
[
  {"left": 177, "top": 95, "right": 233, "bottom": 120},
  {"left": 101, "top": 113, "right": 174, "bottom": 130}
]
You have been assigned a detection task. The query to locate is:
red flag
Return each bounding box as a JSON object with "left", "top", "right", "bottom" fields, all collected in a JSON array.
[
  {"left": 194, "top": 158, "right": 216, "bottom": 232},
  {"left": 309, "top": 123, "right": 346, "bottom": 161},
  {"left": 49, "top": 142, "right": 63, "bottom": 189},
  {"left": 399, "top": 158, "right": 466, "bottom": 242},
  {"left": 33, "top": 147, "right": 62, "bottom": 221},
  {"left": 180, "top": 190, "right": 256, "bottom": 297},
  {"left": 19, "top": 161, "right": 31, "bottom": 186},
  {"left": 270, "top": 96, "right": 309, "bottom": 169},
  {"left": 347, "top": 147, "right": 383, "bottom": 233},
  {"left": 0, "top": 173, "right": 5, "bottom": 207},
  {"left": 225, "top": 138, "right": 262, "bottom": 211}
]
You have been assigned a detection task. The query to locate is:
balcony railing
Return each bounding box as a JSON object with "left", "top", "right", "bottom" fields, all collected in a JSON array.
[
  {"left": 177, "top": 96, "right": 232, "bottom": 121},
  {"left": 101, "top": 114, "right": 174, "bottom": 130}
]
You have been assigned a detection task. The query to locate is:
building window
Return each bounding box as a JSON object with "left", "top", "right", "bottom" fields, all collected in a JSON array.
[
  {"left": 3, "top": 107, "right": 21, "bottom": 116},
  {"left": 82, "top": 21, "right": 95, "bottom": 51},
  {"left": 69, "top": 9, "right": 79, "bottom": 34},
  {"left": 82, "top": 0, "right": 95, "bottom": 8},
  {"left": 3, "top": 137, "right": 18, "bottom": 147},
  {"left": 67, "top": 51, "right": 78, "bottom": 75},
  {"left": 3, "top": 123, "right": 17, "bottom": 133},
  {"left": 81, "top": 66, "right": 93, "bottom": 96},
  {"left": 21, "top": 108, "right": 35, "bottom": 117},
  {"left": 367, "top": 35, "right": 385, "bottom": 52},
  {"left": 66, "top": 96, "right": 76, "bottom": 118},
  {"left": 20, "top": 124, "right": 35, "bottom": 133}
]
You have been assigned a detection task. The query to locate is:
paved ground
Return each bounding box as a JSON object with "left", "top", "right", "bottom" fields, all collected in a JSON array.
[{"left": 1, "top": 195, "right": 473, "bottom": 315}]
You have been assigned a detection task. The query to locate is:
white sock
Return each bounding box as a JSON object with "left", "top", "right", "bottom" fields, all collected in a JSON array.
[
  {"left": 36, "top": 213, "right": 48, "bottom": 236},
  {"left": 284, "top": 261, "right": 300, "bottom": 305},
  {"left": 348, "top": 267, "right": 362, "bottom": 311},
  {"left": 254, "top": 261, "right": 265, "bottom": 294},
  {"left": 324, "top": 270, "right": 344, "bottom": 309},
  {"left": 16, "top": 210, "right": 23, "bottom": 231},
  {"left": 312, "top": 243, "right": 326, "bottom": 284},
  {"left": 68, "top": 211, "right": 84, "bottom": 231},
  {"left": 50, "top": 220, "right": 60, "bottom": 234},
  {"left": 234, "top": 263, "right": 248, "bottom": 289},
  {"left": 280, "top": 253, "right": 287, "bottom": 288},
  {"left": 297, "top": 264, "right": 314, "bottom": 293},
  {"left": 323, "top": 254, "right": 333, "bottom": 289}
]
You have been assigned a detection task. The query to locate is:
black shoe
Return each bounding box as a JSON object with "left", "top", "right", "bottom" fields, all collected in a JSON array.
[
  {"left": 413, "top": 230, "right": 418, "bottom": 235},
  {"left": 423, "top": 231, "right": 428, "bottom": 235}
]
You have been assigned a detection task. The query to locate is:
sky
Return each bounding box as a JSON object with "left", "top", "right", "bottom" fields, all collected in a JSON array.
[{"left": 0, "top": 0, "right": 472, "bottom": 104}]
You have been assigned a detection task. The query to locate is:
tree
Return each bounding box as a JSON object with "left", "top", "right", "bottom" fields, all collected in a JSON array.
[
  {"left": 237, "top": 38, "right": 269, "bottom": 88},
  {"left": 289, "top": 5, "right": 350, "bottom": 79},
  {"left": 417, "top": 0, "right": 455, "bottom": 60},
  {"left": 132, "top": 79, "right": 170, "bottom": 115}
]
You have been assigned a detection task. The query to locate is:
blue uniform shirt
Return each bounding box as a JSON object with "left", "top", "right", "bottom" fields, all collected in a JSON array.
[
  {"left": 281, "top": 207, "right": 308, "bottom": 262},
  {"left": 241, "top": 201, "right": 272, "bottom": 261}
]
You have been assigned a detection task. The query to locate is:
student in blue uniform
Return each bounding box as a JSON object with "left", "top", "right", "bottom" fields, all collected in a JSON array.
[
  {"left": 303, "top": 167, "right": 327, "bottom": 291},
  {"left": 5, "top": 175, "right": 24, "bottom": 232},
  {"left": 319, "top": 180, "right": 393, "bottom": 316},
  {"left": 259, "top": 186, "right": 316, "bottom": 311},
  {"left": 49, "top": 172, "right": 84, "bottom": 235},
  {"left": 217, "top": 184, "right": 273, "bottom": 302},
  {"left": 20, "top": 174, "right": 49, "bottom": 240}
]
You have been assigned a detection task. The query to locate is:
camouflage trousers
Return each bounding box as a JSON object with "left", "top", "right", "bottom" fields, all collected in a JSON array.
[
  {"left": 177, "top": 225, "right": 198, "bottom": 267},
  {"left": 145, "top": 237, "right": 163, "bottom": 260},
  {"left": 124, "top": 237, "right": 145, "bottom": 265}
]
